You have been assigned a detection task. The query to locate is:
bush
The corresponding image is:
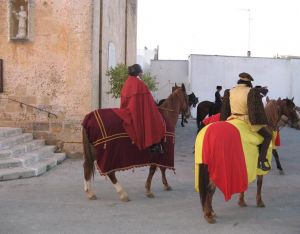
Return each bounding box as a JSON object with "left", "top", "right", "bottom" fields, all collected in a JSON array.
[{"left": 106, "top": 64, "right": 158, "bottom": 99}]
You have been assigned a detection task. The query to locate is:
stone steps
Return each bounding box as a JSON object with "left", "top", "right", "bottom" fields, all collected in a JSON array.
[{"left": 0, "top": 127, "right": 66, "bottom": 181}]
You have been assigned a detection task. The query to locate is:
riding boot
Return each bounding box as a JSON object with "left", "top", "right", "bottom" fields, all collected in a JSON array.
[
  {"left": 149, "top": 143, "right": 164, "bottom": 154},
  {"left": 257, "top": 127, "right": 272, "bottom": 171},
  {"left": 272, "top": 149, "right": 283, "bottom": 171}
]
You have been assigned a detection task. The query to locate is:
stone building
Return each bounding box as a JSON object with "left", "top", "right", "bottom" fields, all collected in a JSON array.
[{"left": 0, "top": 0, "right": 138, "bottom": 156}]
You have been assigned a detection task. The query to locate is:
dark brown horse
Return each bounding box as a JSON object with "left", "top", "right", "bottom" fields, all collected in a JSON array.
[
  {"left": 196, "top": 101, "right": 222, "bottom": 129},
  {"left": 196, "top": 97, "right": 299, "bottom": 223},
  {"left": 82, "top": 84, "right": 190, "bottom": 201}
]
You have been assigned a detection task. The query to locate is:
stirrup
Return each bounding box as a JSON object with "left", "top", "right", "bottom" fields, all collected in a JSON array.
[
  {"left": 149, "top": 144, "right": 164, "bottom": 154},
  {"left": 257, "top": 159, "right": 271, "bottom": 171}
]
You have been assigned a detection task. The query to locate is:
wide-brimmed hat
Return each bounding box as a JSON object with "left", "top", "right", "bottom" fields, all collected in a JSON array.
[{"left": 239, "top": 72, "right": 253, "bottom": 81}]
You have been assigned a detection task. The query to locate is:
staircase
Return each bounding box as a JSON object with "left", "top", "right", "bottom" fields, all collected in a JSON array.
[{"left": 0, "top": 127, "right": 66, "bottom": 181}]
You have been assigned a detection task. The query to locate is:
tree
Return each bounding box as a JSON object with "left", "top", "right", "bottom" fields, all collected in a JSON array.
[{"left": 106, "top": 64, "right": 158, "bottom": 99}]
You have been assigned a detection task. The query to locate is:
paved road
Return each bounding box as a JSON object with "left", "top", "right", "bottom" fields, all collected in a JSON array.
[{"left": 1, "top": 120, "right": 300, "bottom": 234}]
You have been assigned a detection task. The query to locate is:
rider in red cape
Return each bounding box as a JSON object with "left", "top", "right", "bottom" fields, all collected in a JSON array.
[{"left": 113, "top": 64, "right": 165, "bottom": 152}]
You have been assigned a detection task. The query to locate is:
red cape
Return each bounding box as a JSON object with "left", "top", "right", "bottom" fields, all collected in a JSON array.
[
  {"left": 113, "top": 76, "right": 165, "bottom": 150},
  {"left": 203, "top": 113, "right": 221, "bottom": 125},
  {"left": 201, "top": 121, "right": 248, "bottom": 201}
]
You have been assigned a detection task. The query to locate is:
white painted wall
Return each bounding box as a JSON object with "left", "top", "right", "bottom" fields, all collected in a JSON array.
[
  {"left": 149, "top": 55, "right": 300, "bottom": 118},
  {"left": 150, "top": 60, "right": 189, "bottom": 102},
  {"left": 290, "top": 59, "right": 300, "bottom": 105}
]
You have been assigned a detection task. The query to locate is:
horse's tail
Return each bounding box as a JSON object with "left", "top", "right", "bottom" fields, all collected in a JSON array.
[
  {"left": 82, "top": 128, "right": 95, "bottom": 181},
  {"left": 198, "top": 164, "right": 210, "bottom": 209}
]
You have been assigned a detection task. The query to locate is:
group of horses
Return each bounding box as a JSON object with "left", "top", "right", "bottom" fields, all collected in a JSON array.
[{"left": 81, "top": 83, "right": 299, "bottom": 224}]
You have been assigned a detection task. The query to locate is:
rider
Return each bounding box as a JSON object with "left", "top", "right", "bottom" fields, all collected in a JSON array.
[
  {"left": 220, "top": 72, "right": 272, "bottom": 171},
  {"left": 114, "top": 64, "right": 165, "bottom": 153},
  {"left": 210, "top": 85, "right": 223, "bottom": 115}
]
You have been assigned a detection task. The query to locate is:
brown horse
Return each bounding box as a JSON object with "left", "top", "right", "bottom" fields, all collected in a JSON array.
[
  {"left": 82, "top": 83, "right": 190, "bottom": 201},
  {"left": 158, "top": 92, "right": 198, "bottom": 127},
  {"left": 196, "top": 97, "right": 299, "bottom": 223}
]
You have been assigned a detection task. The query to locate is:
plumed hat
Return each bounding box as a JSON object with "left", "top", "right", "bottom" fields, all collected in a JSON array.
[{"left": 239, "top": 72, "right": 253, "bottom": 81}]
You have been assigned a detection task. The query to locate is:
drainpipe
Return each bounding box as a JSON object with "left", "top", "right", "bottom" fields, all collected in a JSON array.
[
  {"left": 124, "top": 0, "right": 128, "bottom": 65},
  {"left": 99, "top": 0, "right": 103, "bottom": 108}
]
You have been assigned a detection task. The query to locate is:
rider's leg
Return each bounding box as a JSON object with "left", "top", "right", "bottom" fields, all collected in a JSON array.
[{"left": 257, "top": 127, "right": 272, "bottom": 171}]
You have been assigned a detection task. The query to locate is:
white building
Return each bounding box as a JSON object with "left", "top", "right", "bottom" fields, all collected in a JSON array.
[{"left": 150, "top": 54, "right": 300, "bottom": 118}]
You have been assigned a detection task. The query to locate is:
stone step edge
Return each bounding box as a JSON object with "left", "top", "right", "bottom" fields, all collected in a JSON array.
[
  {"left": 0, "top": 145, "right": 57, "bottom": 169},
  {"left": 0, "top": 139, "right": 46, "bottom": 159},
  {"left": 0, "top": 153, "right": 67, "bottom": 181}
]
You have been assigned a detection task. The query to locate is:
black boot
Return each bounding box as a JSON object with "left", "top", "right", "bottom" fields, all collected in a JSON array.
[
  {"left": 149, "top": 144, "right": 164, "bottom": 154},
  {"left": 257, "top": 158, "right": 271, "bottom": 171}
]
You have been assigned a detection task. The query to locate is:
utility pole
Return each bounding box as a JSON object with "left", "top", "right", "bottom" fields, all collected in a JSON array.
[{"left": 239, "top": 8, "right": 251, "bottom": 57}]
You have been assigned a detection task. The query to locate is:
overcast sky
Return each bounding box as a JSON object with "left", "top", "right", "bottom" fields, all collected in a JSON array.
[{"left": 137, "top": 0, "right": 300, "bottom": 59}]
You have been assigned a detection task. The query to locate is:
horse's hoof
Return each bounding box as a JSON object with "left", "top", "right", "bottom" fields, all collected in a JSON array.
[
  {"left": 257, "top": 201, "right": 265, "bottom": 208},
  {"left": 204, "top": 215, "right": 216, "bottom": 224},
  {"left": 238, "top": 200, "right": 247, "bottom": 207},
  {"left": 120, "top": 195, "right": 130, "bottom": 202},
  {"left": 211, "top": 211, "right": 217, "bottom": 217},
  {"left": 145, "top": 192, "right": 155, "bottom": 198},
  {"left": 279, "top": 170, "right": 285, "bottom": 175},
  {"left": 87, "top": 193, "right": 97, "bottom": 200},
  {"left": 164, "top": 185, "right": 172, "bottom": 191}
]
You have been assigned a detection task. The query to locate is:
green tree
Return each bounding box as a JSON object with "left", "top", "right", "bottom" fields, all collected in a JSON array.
[{"left": 106, "top": 64, "right": 158, "bottom": 99}]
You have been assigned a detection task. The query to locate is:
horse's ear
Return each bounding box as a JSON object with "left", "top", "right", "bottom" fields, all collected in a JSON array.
[
  {"left": 175, "top": 83, "right": 178, "bottom": 87},
  {"left": 291, "top": 97, "right": 294, "bottom": 101},
  {"left": 181, "top": 83, "right": 186, "bottom": 92},
  {"left": 277, "top": 97, "right": 281, "bottom": 101},
  {"left": 266, "top": 96, "right": 270, "bottom": 103}
]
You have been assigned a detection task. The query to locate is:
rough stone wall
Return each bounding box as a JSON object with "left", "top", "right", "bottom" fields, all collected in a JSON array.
[
  {"left": 0, "top": 0, "right": 93, "bottom": 156},
  {"left": 0, "top": 0, "right": 137, "bottom": 157}
]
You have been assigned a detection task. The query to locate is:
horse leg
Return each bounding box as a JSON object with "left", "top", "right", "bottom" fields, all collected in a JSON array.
[
  {"left": 238, "top": 192, "right": 247, "bottom": 207},
  {"left": 181, "top": 113, "right": 185, "bottom": 127},
  {"left": 160, "top": 167, "right": 172, "bottom": 191},
  {"left": 207, "top": 181, "right": 216, "bottom": 217},
  {"left": 203, "top": 181, "right": 216, "bottom": 224},
  {"left": 273, "top": 149, "right": 284, "bottom": 174},
  {"left": 256, "top": 175, "right": 265, "bottom": 207},
  {"left": 198, "top": 164, "right": 216, "bottom": 223},
  {"left": 145, "top": 165, "right": 156, "bottom": 198},
  {"left": 107, "top": 172, "right": 130, "bottom": 202},
  {"left": 82, "top": 128, "right": 97, "bottom": 200}
]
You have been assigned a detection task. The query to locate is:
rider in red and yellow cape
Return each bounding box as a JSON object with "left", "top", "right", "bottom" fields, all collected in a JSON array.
[{"left": 195, "top": 72, "right": 273, "bottom": 201}]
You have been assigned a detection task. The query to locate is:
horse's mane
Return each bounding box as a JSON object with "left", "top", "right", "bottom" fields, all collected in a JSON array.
[
  {"left": 161, "top": 88, "right": 181, "bottom": 108},
  {"left": 264, "top": 99, "right": 279, "bottom": 129}
]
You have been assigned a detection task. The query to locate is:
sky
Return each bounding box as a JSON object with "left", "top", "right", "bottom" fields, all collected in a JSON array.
[{"left": 137, "top": 0, "right": 300, "bottom": 60}]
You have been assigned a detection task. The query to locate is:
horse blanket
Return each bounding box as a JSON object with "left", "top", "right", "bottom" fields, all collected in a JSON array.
[
  {"left": 82, "top": 109, "right": 175, "bottom": 175},
  {"left": 195, "top": 119, "right": 273, "bottom": 201}
]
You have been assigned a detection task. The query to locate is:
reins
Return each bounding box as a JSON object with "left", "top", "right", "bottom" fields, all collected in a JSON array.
[{"left": 158, "top": 106, "right": 175, "bottom": 112}]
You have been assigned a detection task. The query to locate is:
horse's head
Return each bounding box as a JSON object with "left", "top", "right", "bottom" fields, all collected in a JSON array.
[
  {"left": 278, "top": 97, "right": 299, "bottom": 126},
  {"left": 188, "top": 92, "right": 199, "bottom": 107},
  {"left": 175, "top": 83, "right": 191, "bottom": 119},
  {"left": 172, "top": 83, "right": 180, "bottom": 92}
]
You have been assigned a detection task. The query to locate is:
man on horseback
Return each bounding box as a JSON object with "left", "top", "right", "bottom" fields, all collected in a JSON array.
[
  {"left": 114, "top": 64, "right": 165, "bottom": 153},
  {"left": 221, "top": 72, "right": 272, "bottom": 171},
  {"left": 209, "top": 85, "right": 223, "bottom": 116}
]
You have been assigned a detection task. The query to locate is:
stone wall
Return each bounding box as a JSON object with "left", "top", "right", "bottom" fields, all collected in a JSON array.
[{"left": 0, "top": 0, "right": 137, "bottom": 157}]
